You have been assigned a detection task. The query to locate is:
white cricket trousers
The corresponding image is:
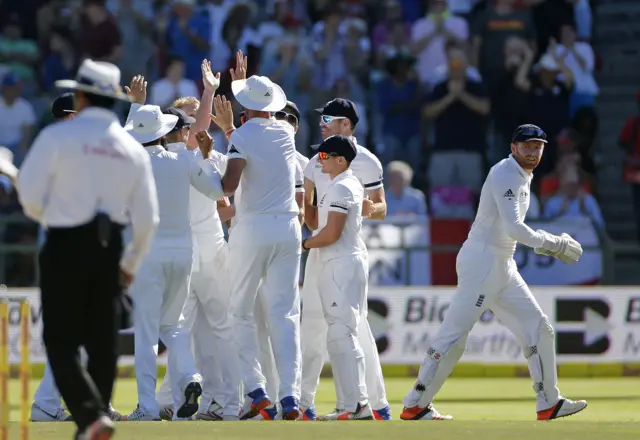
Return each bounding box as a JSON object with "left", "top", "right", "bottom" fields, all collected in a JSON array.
[
  {"left": 131, "top": 249, "right": 200, "bottom": 418},
  {"left": 254, "top": 288, "right": 280, "bottom": 401},
  {"left": 403, "top": 242, "right": 561, "bottom": 411},
  {"left": 300, "top": 250, "right": 388, "bottom": 411},
  {"left": 157, "top": 236, "right": 242, "bottom": 417},
  {"left": 318, "top": 254, "right": 369, "bottom": 412},
  {"left": 229, "top": 216, "right": 302, "bottom": 401}
]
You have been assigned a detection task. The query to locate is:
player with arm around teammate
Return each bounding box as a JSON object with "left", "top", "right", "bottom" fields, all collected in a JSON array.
[
  {"left": 301, "top": 99, "right": 391, "bottom": 420},
  {"left": 302, "top": 135, "right": 374, "bottom": 420},
  {"left": 401, "top": 125, "right": 587, "bottom": 421}
]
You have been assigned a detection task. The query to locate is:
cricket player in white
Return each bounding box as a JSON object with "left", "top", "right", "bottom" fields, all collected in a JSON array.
[
  {"left": 301, "top": 99, "right": 391, "bottom": 420},
  {"left": 210, "top": 76, "right": 302, "bottom": 420},
  {"left": 123, "top": 105, "right": 224, "bottom": 421},
  {"left": 301, "top": 135, "right": 374, "bottom": 420},
  {"left": 401, "top": 125, "right": 587, "bottom": 421}
]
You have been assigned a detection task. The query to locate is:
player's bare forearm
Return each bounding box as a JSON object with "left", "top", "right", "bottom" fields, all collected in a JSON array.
[
  {"left": 188, "top": 88, "right": 215, "bottom": 148},
  {"left": 304, "top": 205, "right": 318, "bottom": 230},
  {"left": 296, "top": 192, "right": 305, "bottom": 225},
  {"left": 217, "top": 198, "right": 235, "bottom": 223},
  {"left": 304, "top": 212, "right": 346, "bottom": 248}
]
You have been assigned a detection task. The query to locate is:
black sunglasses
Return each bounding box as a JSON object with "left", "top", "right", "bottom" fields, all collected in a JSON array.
[{"left": 275, "top": 111, "right": 299, "bottom": 126}]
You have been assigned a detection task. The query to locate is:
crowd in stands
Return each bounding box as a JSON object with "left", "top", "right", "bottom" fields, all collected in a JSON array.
[{"left": 0, "top": 0, "right": 606, "bottom": 285}]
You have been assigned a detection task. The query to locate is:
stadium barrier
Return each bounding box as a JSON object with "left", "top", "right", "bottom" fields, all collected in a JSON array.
[{"left": 2, "top": 285, "right": 638, "bottom": 378}]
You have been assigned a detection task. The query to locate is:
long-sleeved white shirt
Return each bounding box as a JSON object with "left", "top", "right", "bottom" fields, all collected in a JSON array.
[
  {"left": 144, "top": 144, "right": 222, "bottom": 253},
  {"left": 465, "top": 155, "right": 545, "bottom": 256},
  {"left": 167, "top": 142, "right": 227, "bottom": 242},
  {"left": 17, "top": 107, "right": 159, "bottom": 275}
]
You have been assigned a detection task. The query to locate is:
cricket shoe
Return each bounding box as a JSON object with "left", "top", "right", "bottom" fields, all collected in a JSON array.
[
  {"left": 159, "top": 405, "right": 173, "bottom": 421},
  {"left": 77, "top": 415, "right": 115, "bottom": 440},
  {"left": 319, "top": 402, "right": 374, "bottom": 421},
  {"left": 240, "top": 388, "right": 273, "bottom": 420},
  {"left": 30, "top": 403, "right": 73, "bottom": 422},
  {"left": 123, "top": 405, "right": 161, "bottom": 421},
  {"left": 537, "top": 398, "right": 588, "bottom": 421},
  {"left": 176, "top": 382, "right": 202, "bottom": 419},
  {"left": 108, "top": 406, "right": 124, "bottom": 422},
  {"left": 297, "top": 406, "right": 317, "bottom": 421},
  {"left": 373, "top": 405, "right": 392, "bottom": 420},
  {"left": 280, "top": 396, "right": 301, "bottom": 421},
  {"left": 196, "top": 401, "right": 223, "bottom": 421},
  {"left": 400, "top": 403, "right": 453, "bottom": 420},
  {"left": 317, "top": 408, "right": 343, "bottom": 421},
  {"left": 248, "top": 404, "right": 279, "bottom": 421}
]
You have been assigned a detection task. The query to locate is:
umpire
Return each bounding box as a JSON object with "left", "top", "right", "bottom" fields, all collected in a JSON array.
[{"left": 16, "top": 59, "right": 160, "bottom": 440}]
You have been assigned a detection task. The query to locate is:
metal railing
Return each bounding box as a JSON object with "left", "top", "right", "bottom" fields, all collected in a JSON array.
[{"left": 1, "top": 213, "right": 639, "bottom": 285}]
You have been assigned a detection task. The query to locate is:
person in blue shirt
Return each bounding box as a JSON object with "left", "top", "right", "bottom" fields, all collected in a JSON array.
[
  {"left": 385, "top": 160, "right": 427, "bottom": 217},
  {"left": 165, "top": 1, "right": 210, "bottom": 82}
]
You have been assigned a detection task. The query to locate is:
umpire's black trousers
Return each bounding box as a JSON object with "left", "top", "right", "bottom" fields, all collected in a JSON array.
[{"left": 39, "top": 217, "right": 123, "bottom": 432}]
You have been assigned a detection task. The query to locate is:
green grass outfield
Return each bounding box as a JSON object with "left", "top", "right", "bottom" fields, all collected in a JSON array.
[{"left": 6, "top": 377, "right": 640, "bottom": 439}]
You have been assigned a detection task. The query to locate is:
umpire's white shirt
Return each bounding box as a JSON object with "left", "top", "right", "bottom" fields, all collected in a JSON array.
[
  {"left": 465, "top": 155, "right": 545, "bottom": 256},
  {"left": 317, "top": 169, "right": 366, "bottom": 262},
  {"left": 145, "top": 145, "right": 223, "bottom": 253},
  {"left": 17, "top": 107, "right": 159, "bottom": 275}
]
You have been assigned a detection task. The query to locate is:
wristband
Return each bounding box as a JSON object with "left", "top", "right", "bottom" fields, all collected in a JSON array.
[{"left": 302, "top": 239, "right": 310, "bottom": 251}]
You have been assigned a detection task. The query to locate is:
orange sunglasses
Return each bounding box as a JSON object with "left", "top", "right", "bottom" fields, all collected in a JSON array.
[{"left": 318, "top": 152, "right": 339, "bottom": 160}]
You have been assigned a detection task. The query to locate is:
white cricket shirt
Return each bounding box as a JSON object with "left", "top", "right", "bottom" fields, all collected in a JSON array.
[
  {"left": 145, "top": 144, "right": 222, "bottom": 253},
  {"left": 316, "top": 169, "right": 366, "bottom": 262},
  {"left": 17, "top": 107, "right": 159, "bottom": 275},
  {"left": 465, "top": 155, "right": 545, "bottom": 256},
  {"left": 227, "top": 117, "right": 300, "bottom": 221},
  {"left": 295, "top": 151, "right": 309, "bottom": 193}
]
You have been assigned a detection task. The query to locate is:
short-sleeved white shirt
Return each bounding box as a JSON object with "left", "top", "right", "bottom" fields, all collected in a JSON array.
[
  {"left": 0, "top": 97, "right": 36, "bottom": 146},
  {"left": 304, "top": 139, "right": 383, "bottom": 202},
  {"left": 317, "top": 169, "right": 366, "bottom": 262},
  {"left": 228, "top": 117, "right": 299, "bottom": 221}
]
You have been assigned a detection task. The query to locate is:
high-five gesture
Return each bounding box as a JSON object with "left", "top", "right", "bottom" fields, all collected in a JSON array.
[
  {"left": 195, "top": 130, "right": 214, "bottom": 159},
  {"left": 202, "top": 59, "right": 220, "bottom": 92},
  {"left": 125, "top": 75, "right": 147, "bottom": 105},
  {"left": 210, "top": 95, "right": 235, "bottom": 133},
  {"left": 229, "top": 50, "right": 247, "bottom": 81}
]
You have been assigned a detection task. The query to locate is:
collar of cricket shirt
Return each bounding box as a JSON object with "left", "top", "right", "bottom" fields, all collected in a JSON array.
[
  {"left": 166, "top": 142, "right": 187, "bottom": 153},
  {"left": 508, "top": 154, "right": 533, "bottom": 181},
  {"left": 145, "top": 145, "right": 165, "bottom": 154},
  {"left": 332, "top": 168, "right": 354, "bottom": 182}
]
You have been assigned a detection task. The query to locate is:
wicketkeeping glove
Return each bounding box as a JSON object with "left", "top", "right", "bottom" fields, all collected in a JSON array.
[{"left": 534, "top": 231, "right": 583, "bottom": 264}]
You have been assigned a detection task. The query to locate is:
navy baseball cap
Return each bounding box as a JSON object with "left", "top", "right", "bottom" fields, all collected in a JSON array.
[
  {"left": 52, "top": 93, "right": 76, "bottom": 119},
  {"left": 315, "top": 135, "right": 357, "bottom": 163},
  {"left": 315, "top": 98, "right": 360, "bottom": 126},
  {"left": 1, "top": 72, "right": 20, "bottom": 87},
  {"left": 512, "top": 124, "right": 548, "bottom": 143},
  {"left": 164, "top": 107, "right": 196, "bottom": 130}
]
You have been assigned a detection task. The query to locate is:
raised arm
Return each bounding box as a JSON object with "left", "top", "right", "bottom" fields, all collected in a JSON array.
[{"left": 188, "top": 60, "right": 220, "bottom": 149}]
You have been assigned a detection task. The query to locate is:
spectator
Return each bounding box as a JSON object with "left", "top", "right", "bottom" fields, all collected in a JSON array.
[
  {"left": 79, "top": 0, "right": 123, "bottom": 64},
  {"left": 491, "top": 36, "right": 531, "bottom": 156},
  {"left": 531, "top": 0, "right": 574, "bottom": 54},
  {"left": 472, "top": 0, "right": 536, "bottom": 98},
  {"left": 203, "top": 0, "right": 235, "bottom": 73},
  {"left": 150, "top": 56, "right": 199, "bottom": 108},
  {"left": 310, "top": 2, "right": 348, "bottom": 97},
  {"left": 0, "top": 14, "right": 39, "bottom": 83},
  {"left": 385, "top": 161, "right": 428, "bottom": 216},
  {"left": 36, "top": 0, "right": 72, "bottom": 47},
  {"left": 371, "top": 1, "right": 411, "bottom": 55},
  {"left": 424, "top": 45, "right": 490, "bottom": 191},
  {"left": 376, "top": 51, "right": 423, "bottom": 166},
  {"left": 330, "top": 77, "right": 368, "bottom": 142},
  {"left": 539, "top": 151, "right": 592, "bottom": 204},
  {"left": 111, "top": 0, "right": 157, "bottom": 84},
  {"left": 619, "top": 92, "right": 640, "bottom": 237},
  {"left": 525, "top": 190, "right": 541, "bottom": 220},
  {"left": 515, "top": 51, "right": 574, "bottom": 176},
  {"left": 166, "top": 0, "right": 210, "bottom": 83},
  {"left": 0, "top": 73, "right": 36, "bottom": 166},
  {"left": 543, "top": 162, "right": 604, "bottom": 228},
  {"left": 569, "top": 106, "right": 598, "bottom": 175},
  {"left": 41, "top": 27, "right": 76, "bottom": 94},
  {"left": 548, "top": 24, "right": 597, "bottom": 116},
  {"left": 428, "top": 39, "right": 482, "bottom": 88},
  {"left": 258, "top": 0, "right": 305, "bottom": 45},
  {"left": 570, "top": 0, "right": 592, "bottom": 42},
  {"left": 343, "top": 18, "right": 371, "bottom": 79},
  {"left": 410, "top": 0, "right": 469, "bottom": 85}
]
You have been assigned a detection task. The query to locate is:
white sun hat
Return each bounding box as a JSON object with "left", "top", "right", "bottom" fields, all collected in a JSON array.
[
  {"left": 125, "top": 105, "right": 179, "bottom": 144},
  {"left": 537, "top": 53, "right": 560, "bottom": 72},
  {"left": 231, "top": 75, "right": 287, "bottom": 112},
  {"left": 55, "top": 59, "right": 130, "bottom": 101},
  {"left": 0, "top": 146, "right": 18, "bottom": 180}
]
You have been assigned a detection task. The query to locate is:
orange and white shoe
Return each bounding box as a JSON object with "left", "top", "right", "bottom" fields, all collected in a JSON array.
[
  {"left": 400, "top": 403, "right": 453, "bottom": 421},
  {"left": 78, "top": 415, "right": 115, "bottom": 440},
  {"left": 319, "top": 402, "right": 374, "bottom": 421},
  {"left": 537, "top": 398, "right": 587, "bottom": 421}
]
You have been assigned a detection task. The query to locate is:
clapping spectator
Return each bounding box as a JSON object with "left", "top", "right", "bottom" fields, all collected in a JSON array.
[
  {"left": 371, "top": 1, "right": 411, "bottom": 55},
  {"left": 0, "top": 73, "right": 36, "bottom": 166},
  {"left": 376, "top": 51, "right": 423, "bottom": 165},
  {"left": 539, "top": 150, "right": 593, "bottom": 204},
  {"left": 166, "top": 0, "right": 210, "bottom": 83},
  {"left": 386, "top": 161, "right": 428, "bottom": 216},
  {"left": 150, "top": 56, "right": 199, "bottom": 108},
  {"left": 410, "top": 0, "right": 469, "bottom": 85},
  {"left": 543, "top": 162, "right": 604, "bottom": 227},
  {"left": 343, "top": 18, "right": 371, "bottom": 78},
  {"left": 424, "top": 44, "right": 490, "bottom": 191},
  {"left": 548, "top": 24, "right": 597, "bottom": 115},
  {"left": 310, "top": 2, "right": 348, "bottom": 94},
  {"left": 472, "top": 0, "right": 536, "bottom": 98},
  {"left": 79, "top": 0, "right": 123, "bottom": 64},
  {"left": 41, "top": 27, "right": 76, "bottom": 94},
  {"left": 515, "top": 51, "right": 574, "bottom": 176}
]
